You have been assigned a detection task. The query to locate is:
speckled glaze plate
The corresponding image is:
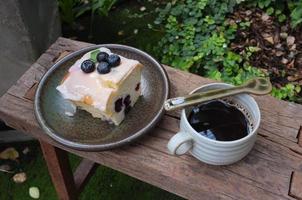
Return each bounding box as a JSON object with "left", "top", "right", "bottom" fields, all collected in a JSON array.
[{"left": 34, "top": 45, "right": 169, "bottom": 151}]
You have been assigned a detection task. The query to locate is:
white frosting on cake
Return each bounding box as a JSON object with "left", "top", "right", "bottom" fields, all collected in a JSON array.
[
  {"left": 68, "top": 48, "right": 140, "bottom": 88},
  {"left": 56, "top": 47, "right": 143, "bottom": 125}
]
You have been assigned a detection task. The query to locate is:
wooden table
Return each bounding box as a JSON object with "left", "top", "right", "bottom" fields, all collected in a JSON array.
[{"left": 1, "top": 37, "right": 302, "bottom": 200}]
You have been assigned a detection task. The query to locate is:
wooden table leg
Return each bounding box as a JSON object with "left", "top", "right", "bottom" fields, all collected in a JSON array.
[{"left": 40, "top": 141, "right": 77, "bottom": 200}]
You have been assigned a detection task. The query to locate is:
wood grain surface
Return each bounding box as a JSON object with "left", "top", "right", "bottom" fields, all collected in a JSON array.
[{"left": 1, "top": 37, "right": 302, "bottom": 199}]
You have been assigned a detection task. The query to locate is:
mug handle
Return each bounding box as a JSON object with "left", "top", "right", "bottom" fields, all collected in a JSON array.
[{"left": 167, "top": 131, "right": 193, "bottom": 155}]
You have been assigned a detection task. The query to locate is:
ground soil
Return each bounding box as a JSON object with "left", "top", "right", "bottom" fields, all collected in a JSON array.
[{"left": 229, "top": 7, "right": 302, "bottom": 93}]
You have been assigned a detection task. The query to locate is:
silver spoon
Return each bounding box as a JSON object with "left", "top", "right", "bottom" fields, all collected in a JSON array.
[{"left": 164, "top": 77, "right": 272, "bottom": 111}]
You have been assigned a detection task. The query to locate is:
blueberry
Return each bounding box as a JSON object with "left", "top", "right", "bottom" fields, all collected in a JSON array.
[
  {"left": 97, "top": 62, "right": 111, "bottom": 74},
  {"left": 97, "top": 52, "right": 109, "bottom": 62},
  {"left": 81, "top": 60, "right": 95, "bottom": 73},
  {"left": 123, "top": 95, "right": 131, "bottom": 107},
  {"left": 107, "top": 54, "right": 121, "bottom": 67},
  {"left": 135, "top": 83, "right": 140, "bottom": 91},
  {"left": 115, "top": 98, "right": 123, "bottom": 112}
]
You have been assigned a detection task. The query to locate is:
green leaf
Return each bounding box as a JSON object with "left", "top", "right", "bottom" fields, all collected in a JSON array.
[
  {"left": 295, "top": 85, "right": 301, "bottom": 93},
  {"left": 258, "top": 2, "right": 265, "bottom": 9},
  {"left": 275, "top": 9, "right": 282, "bottom": 15},
  {"left": 205, "top": 16, "right": 215, "bottom": 25},
  {"left": 247, "top": 46, "right": 261, "bottom": 52},
  {"left": 290, "top": 4, "right": 302, "bottom": 28},
  {"left": 278, "top": 14, "right": 286, "bottom": 22},
  {"left": 211, "top": 70, "right": 222, "bottom": 80},
  {"left": 286, "top": 83, "right": 295, "bottom": 90},
  {"left": 266, "top": 7, "right": 274, "bottom": 15},
  {"left": 90, "top": 49, "right": 100, "bottom": 62}
]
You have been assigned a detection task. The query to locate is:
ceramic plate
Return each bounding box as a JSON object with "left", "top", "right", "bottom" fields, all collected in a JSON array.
[{"left": 34, "top": 45, "right": 169, "bottom": 151}]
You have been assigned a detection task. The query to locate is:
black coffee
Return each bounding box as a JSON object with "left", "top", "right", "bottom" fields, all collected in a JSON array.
[{"left": 188, "top": 100, "right": 249, "bottom": 141}]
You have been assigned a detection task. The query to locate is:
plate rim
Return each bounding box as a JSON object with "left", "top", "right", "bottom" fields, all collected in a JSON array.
[{"left": 34, "top": 44, "right": 170, "bottom": 151}]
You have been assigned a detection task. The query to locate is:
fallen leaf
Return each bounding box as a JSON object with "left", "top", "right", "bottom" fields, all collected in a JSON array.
[
  {"left": 228, "top": 19, "right": 236, "bottom": 25},
  {"left": 286, "top": 36, "right": 295, "bottom": 46},
  {"left": 273, "top": 33, "right": 280, "bottom": 44},
  {"left": 275, "top": 83, "right": 282, "bottom": 88},
  {"left": 272, "top": 67, "right": 280, "bottom": 75},
  {"left": 275, "top": 43, "right": 282, "bottom": 49},
  {"left": 275, "top": 51, "right": 284, "bottom": 57},
  {"left": 281, "top": 58, "right": 289, "bottom": 64},
  {"left": 0, "top": 164, "right": 13, "bottom": 173},
  {"left": 280, "top": 32, "right": 288, "bottom": 39},
  {"left": 261, "top": 13, "right": 270, "bottom": 21},
  {"left": 295, "top": 54, "right": 302, "bottom": 68},
  {"left": 245, "top": 10, "right": 252, "bottom": 16},
  {"left": 287, "top": 60, "right": 295, "bottom": 69},
  {"left": 287, "top": 75, "right": 300, "bottom": 81},
  {"left": 264, "top": 36, "right": 274, "bottom": 44},
  {"left": 281, "top": 25, "right": 288, "bottom": 32},
  {"left": 13, "top": 172, "right": 27, "bottom": 183},
  {"left": 22, "top": 147, "right": 30, "bottom": 155},
  {"left": 260, "top": 68, "right": 268, "bottom": 73},
  {"left": 235, "top": 19, "right": 241, "bottom": 23},
  {"left": 0, "top": 148, "right": 19, "bottom": 160},
  {"left": 255, "top": 12, "right": 262, "bottom": 18},
  {"left": 29, "top": 187, "right": 40, "bottom": 199},
  {"left": 288, "top": 52, "right": 296, "bottom": 59},
  {"left": 289, "top": 44, "right": 296, "bottom": 51},
  {"left": 262, "top": 33, "right": 270, "bottom": 38}
]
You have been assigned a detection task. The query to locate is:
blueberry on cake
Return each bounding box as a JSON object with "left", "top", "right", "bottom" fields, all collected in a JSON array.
[{"left": 56, "top": 47, "right": 143, "bottom": 125}]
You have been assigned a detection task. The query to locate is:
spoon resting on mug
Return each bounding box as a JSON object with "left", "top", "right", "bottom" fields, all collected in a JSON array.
[{"left": 164, "top": 77, "right": 272, "bottom": 111}]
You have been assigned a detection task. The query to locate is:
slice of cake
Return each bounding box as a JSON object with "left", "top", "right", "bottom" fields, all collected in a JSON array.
[{"left": 56, "top": 47, "right": 143, "bottom": 125}]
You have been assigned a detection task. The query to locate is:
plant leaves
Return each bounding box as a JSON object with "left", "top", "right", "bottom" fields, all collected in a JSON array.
[{"left": 90, "top": 49, "right": 100, "bottom": 62}]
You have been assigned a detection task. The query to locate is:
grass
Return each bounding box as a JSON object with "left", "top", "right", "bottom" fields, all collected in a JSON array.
[{"left": 0, "top": 144, "right": 183, "bottom": 200}]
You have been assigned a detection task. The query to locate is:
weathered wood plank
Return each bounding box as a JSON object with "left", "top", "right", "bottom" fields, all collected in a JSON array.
[
  {"left": 40, "top": 141, "right": 77, "bottom": 200},
  {"left": 0, "top": 96, "right": 297, "bottom": 199},
  {"left": 23, "top": 82, "right": 38, "bottom": 101},
  {"left": 289, "top": 171, "right": 302, "bottom": 200},
  {"left": 5, "top": 37, "right": 302, "bottom": 146},
  {"left": 298, "top": 127, "right": 302, "bottom": 147},
  {"left": 74, "top": 159, "right": 97, "bottom": 193},
  {"left": 0, "top": 37, "right": 302, "bottom": 200}
]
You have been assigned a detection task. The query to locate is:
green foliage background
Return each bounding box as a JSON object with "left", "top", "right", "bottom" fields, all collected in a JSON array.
[{"left": 153, "top": 0, "right": 301, "bottom": 101}]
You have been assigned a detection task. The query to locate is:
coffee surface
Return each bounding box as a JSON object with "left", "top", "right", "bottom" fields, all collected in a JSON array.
[{"left": 188, "top": 100, "right": 249, "bottom": 141}]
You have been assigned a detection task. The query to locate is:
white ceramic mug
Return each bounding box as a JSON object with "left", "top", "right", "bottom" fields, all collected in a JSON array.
[{"left": 167, "top": 83, "right": 261, "bottom": 165}]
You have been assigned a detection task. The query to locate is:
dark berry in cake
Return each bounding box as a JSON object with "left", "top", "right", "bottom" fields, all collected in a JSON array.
[
  {"left": 115, "top": 98, "right": 123, "bottom": 112},
  {"left": 81, "top": 60, "right": 95, "bottom": 73},
  {"left": 135, "top": 83, "right": 140, "bottom": 91},
  {"left": 97, "top": 62, "right": 111, "bottom": 74},
  {"left": 107, "top": 54, "right": 121, "bottom": 67},
  {"left": 96, "top": 52, "right": 109, "bottom": 62},
  {"left": 123, "top": 95, "right": 131, "bottom": 107}
]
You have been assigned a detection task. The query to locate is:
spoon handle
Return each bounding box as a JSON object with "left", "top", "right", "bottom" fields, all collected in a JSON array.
[{"left": 164, "top": 86, "right": 246, "bottom": 111}]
